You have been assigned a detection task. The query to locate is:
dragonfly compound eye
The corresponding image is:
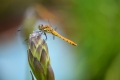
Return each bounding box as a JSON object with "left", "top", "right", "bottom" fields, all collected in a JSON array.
[{"left": 38, "top": 24, "right": 43, "bottom": 30}]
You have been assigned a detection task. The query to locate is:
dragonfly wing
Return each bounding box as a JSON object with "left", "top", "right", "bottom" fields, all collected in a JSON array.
[
  {"left": 55, "top": 27, "right": 57, "bottom": 31},
  {"left": 48, "top": 19, "right": 52, "bottom": 27}
]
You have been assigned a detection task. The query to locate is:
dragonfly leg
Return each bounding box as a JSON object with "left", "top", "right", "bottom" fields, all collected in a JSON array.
[
  {"left": 53, "top": 27, "right": 57, "bottom": 40},
  {"left": 36, "top": 30, "right": 42, "bottom": 34},
  {"left": 53, "top": 35, "right": 55, "bottom": 40},
  {"left": 40, "top": 31, "right": 44, "bottom": 35},
  {"left": 44, "top": 32, "right": 47, "bottom": 41}
]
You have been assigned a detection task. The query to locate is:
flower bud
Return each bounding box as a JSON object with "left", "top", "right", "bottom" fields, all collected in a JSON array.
[{"left": 28, "top": 31, "right": 54, "bottom": 80}]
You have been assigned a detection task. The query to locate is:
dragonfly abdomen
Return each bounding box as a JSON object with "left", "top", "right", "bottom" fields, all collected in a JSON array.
[{"left": 53, "top": 31, "right": 77, "bottom": 46}]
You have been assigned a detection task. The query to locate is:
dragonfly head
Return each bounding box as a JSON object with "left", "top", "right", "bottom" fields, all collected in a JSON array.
[{"left": 38, "top": 24, "right": 44, "bottom": 30}]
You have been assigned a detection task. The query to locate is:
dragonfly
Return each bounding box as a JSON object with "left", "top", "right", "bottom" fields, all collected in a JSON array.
[{"left": 38, "top": 24, "right": 77, "bottom": 46}]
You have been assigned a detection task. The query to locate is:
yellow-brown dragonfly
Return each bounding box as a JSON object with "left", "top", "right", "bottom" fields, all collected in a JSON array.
[{"left": 38, "top": 24, "right": 77, "bottom": 46}]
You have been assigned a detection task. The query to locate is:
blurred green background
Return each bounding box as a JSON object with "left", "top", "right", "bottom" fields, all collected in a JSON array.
[{"left": 0, "top": 0, "right": 120, "bottom": 80}]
